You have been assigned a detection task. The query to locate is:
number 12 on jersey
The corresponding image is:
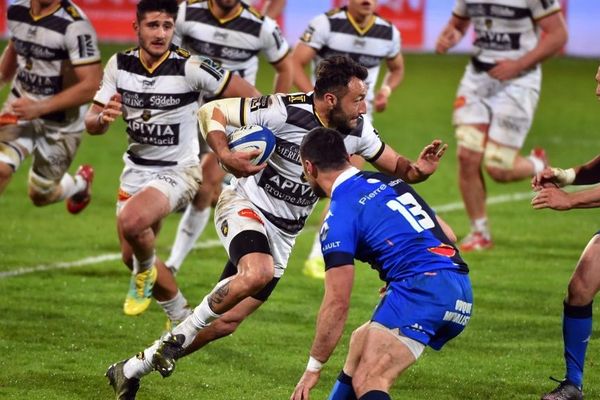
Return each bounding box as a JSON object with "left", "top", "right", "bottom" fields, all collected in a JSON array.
[{"left": 386, "top": 193, "right": 435, "bottom": 232}]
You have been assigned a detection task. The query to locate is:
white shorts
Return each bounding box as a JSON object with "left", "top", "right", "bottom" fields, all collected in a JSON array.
[
  {"left": 452, "top": 64, "right": 540, "bottom": 149},
  {"left": 116, "top": 163, "right": 201, "bottom": 214},
  {"left": 214, "top": 187, "right": 296, "bottom": 278}
]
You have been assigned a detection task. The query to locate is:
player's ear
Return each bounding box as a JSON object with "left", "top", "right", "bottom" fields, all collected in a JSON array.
[{"left": 324, "top": 92, "right": 337, "bottom": 108}]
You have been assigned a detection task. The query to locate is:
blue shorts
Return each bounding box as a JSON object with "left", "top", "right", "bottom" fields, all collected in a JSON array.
[{"left": 371, "top": 269, "right": 473, "bottom": 351}]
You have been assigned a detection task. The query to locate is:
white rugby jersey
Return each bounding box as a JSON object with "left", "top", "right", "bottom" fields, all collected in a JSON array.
[
  {"left": 299, "top": 7, "right": 401, "bottom": 112},
  {"left": 453, "top": 0, "right": 562, "bottom": 65},
  {"left": 228, "top": 93, "right": 385, "bottom": 235},
  {"left": 94, "top": 46, "right": 231, "bottom": 168},
  {"left": 174, "top": 0, "right": 289, "bottom": 85},
  {"left": 7, "top": 0, "right": 100, "bottom": 129}
]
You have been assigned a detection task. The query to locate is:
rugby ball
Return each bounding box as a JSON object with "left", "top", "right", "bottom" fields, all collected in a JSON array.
[{"left": 228, "top": 124, "right": 276, "bottom": 165}]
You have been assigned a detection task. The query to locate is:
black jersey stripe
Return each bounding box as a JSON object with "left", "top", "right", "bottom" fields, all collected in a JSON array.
[
  {"left": 183, "top": 36, "right": 259, "bottom": 62},
  {"left": 8, "top": 5, "right": 72, "bottom": 34},
  {"left": 285, "top": 106, "right": 320, "bottom": 131},
  {"left": 117, "top": 53, "right": 187, "bottom": 77},
  {"left": 185, "top": 8, "right": 262, "bottom": 37},
  {"left": 465, "top": 3, "right": 533, "bottom": 19},
  {"left": 116, "top": 89, "right": 199, "bottom": 110},
  {"left": 329, "top": 19, "right": 393, "bottom": 40},
  {"left": 13, "top": 38, "right": 69, "bottom": 61}
]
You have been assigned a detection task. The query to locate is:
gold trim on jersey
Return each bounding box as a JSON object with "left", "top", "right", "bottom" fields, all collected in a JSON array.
[
  {"left": 313, "top": 108, "right": 327, "bottom": 128},
  {"left": 533, "top": 8, "right": 562, "bottom": 22},
  {"left": 346, "top": 11, "right": 376, "bottom": 36},
  {"left": 208, "top": 0, "right": 244, "bottom": 24},
  {"left": 30, "top": 2, "right": 61, "bottom": 21},
  {"left": 139, "top": 49, "right": 171, "bottom": 74}
]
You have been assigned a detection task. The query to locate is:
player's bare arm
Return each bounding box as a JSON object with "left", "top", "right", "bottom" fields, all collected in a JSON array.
[
  {"left": 372, "top": 140, "right": 446, "bottom": 183},
  {"left": 291, "top": 265, "right": 354, "bottom": 400},
  {"left": 12, "top": 62, "right": 102, "bottom": 121},
  {"left": 435, "top": 15, "right": 470, "bottom": 54},
  {"left": 291, "top": 43, "right": 318, "bottom": 92},
  {"left": 262, "top": 0, "right": 286, "bottom": 20},
  {"left": 0, "top": 41, "right": 18, "bottom": 88},
  {"left": 220, "top": 74, "right": 261, "bottom": 98},
  {"left": 490, "top": 12, "right": 567, "bottom": 81},
  {"left": 272, "top": 52, "right": 294, "bottom": 93},
  {"left": 374, "top": 52, "right": 404, "bottom": 113},
  {"left": 84, "top": 94, "right": 123, "bottom": 135}
]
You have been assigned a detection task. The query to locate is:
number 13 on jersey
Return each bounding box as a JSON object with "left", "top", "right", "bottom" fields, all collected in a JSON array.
[{"left": 387, "top": 193, "right": 435, "bottom": 232}]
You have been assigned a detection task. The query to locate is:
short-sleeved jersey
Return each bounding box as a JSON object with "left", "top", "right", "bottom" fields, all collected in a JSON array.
[
  {"left": 174, "top": 0, "right": 289, "bottom": 85},
  {"left": 93, "top": 46, "right": 231, "bottom": 168},
  {"left": 7, "top": 0, "right": 100, "bottom": 128},
  {"left": 228, "top": 93, "right": 385, "bottom": 235},
  {"left": 453, "top": 0, "right": 562, "bottom": 65},
  {"left": 299, "top": 7, "right": 401, "bottom": 108},
  {"left": 321, "top": 168, "right": 468, "bottom": 282}
]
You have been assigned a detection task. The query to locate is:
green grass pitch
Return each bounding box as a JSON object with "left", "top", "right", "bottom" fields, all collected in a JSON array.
[{"left": 0, "top": 43, "right": 598, "bottom": 399}]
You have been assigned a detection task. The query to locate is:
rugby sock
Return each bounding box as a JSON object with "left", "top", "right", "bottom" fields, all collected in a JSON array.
[
  {"left": 471, "top": 217, "right": 490, "bottom": 238},
  {"left": 173, "top": 295, "right": 221, "bottom": 348},
  {"left": 132, "top": 253, "right": 155, "bottom": 274},
  {"left": 563, "top": 300, "right": 592, "bottom": 388},
  {"left": 527, "top": 153, "right": 545, "bottom": 175},
  {"left": 308, "top": 233, "right": 322, "bottom": 259},
  {"left": 157, "top": 290, "right": 192, "bottom": 322},
  {"left": 328, "top": 370, "right": 357, "bottom": 400},
  {"left": 58, "top": 173, "right": 86, "bottom": 200},
  {"left": 123, "top": 341, "right": 159, "bottom": 379},
  {"left": 358, "top": 390, "right": 391, "bottom": 400},
  {"left": 166, "top": 205, "right": 211, "bottom": 273}
]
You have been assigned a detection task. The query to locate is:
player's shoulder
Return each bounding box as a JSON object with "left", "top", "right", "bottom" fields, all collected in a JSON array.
[
  {"left": 325, "top": 6, "right": 345, "bottom": 18},
  {"left": 373, "top": 12, "right": 396, "bottom": 29},
  {"left": 281, "top": 92, "right": 312, "bottom": 106},
  {"left": 173, "top": 46, "right": 192, "bottom": 59},
  {"left": 240, "top": 1, "right": 265, "bottom": 22}
]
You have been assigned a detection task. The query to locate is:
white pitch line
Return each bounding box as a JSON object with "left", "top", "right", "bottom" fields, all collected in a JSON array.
[{"left": 1, "top": 191, "right": 538, "bottom": 279}]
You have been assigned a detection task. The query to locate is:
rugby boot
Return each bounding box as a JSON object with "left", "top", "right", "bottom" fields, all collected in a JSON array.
[
  {"left": 459, "top": 231, "right": 493, "bottom": 252},
  {"left": 152, "top": 332, "right": 185, "bottom": 378},
  {"left": 66, "top": 164, "right": 94, "bottom": 214},
  {"left": 302, "top": 256, "right": 326, "bottom": 280},
  {"left": 123, "top": 265, "right": 157, "bottom": 316},
  {"left": 105, "top": 360, "right": 140, "bottom": 400},
  {"left": 541, "top": 378, "right": 583, "bottom": 400}
]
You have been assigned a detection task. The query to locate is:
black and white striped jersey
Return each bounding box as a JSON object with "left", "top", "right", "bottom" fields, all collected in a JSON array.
[
  {"left": 93, "top": 46, "right": 231, "bottom": 168},
  {"left": 453, "top": 0, "right": 562, "bottom": 65},
  {"left": 7, "top": 0, "right": 101, "bottom": 128},
  {"left": 299, "top": 7, "right": 401, "bottom": 111},
  {"left": 174, "top": 0, "right": 289, "bottom": 85},
  {"left": 229, "top": 93, "right": 385, "bottom": 234}
]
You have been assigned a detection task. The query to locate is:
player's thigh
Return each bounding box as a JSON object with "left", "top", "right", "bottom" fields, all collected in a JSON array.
[
  {"left": 452, "top": 67, "right": 495, "bottom": 128},
  {"left": 31, "top": 126, "right": 81, "bottom": 181},
  {"left": 568, "top": 233, "right": 600, "bottom": 302}
]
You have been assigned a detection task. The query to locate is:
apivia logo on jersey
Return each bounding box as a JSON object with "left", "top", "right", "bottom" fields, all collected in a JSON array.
[{"left": 127, "top": 121, "right": 179, "bottom": 146}]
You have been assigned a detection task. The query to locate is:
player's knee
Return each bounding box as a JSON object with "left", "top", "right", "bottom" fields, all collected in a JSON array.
[
  {"left": 566, "top": 271, "right": 597, "bottom": 305},
  {"left": 0, "top": 161, "right": 14, "bottom": 183},
  {"left": 0, "top": 142, "right": 22, "bottom": 177},
  {"left": 483, "top": 143, "right": 517, "bottom": 181},
  {"left": 27, "top": 170, "right": 59, "bottom": 206},
  {"left": 456, "top": 125, "right": 485, "bottom": 154},
  {"left": 237, "top": 262, "right": 274, "bottom": 294},
  {"left": 117, "top": 210, "right": 144, "bottom": 241}
]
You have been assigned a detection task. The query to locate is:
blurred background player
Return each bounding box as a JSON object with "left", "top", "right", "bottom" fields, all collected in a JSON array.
[
  {"left": 105, "top": 56, "right": 445, "bottom": 399},
  {"left": 291, "top": 127, "right": 470, "bottom": 400},
  {"left": 0, "top": 0, "right": 101, "bottom": 213},
  {"left": 165, "top": 0, "right": 292, "bottom": 275},
  {"left": 532, "top": 66, "right": 600, "bottom": 400},
  {"left": 292, "top": 0, "right": 404, "bottom": 278},
  {"left": 84, "top": 0, "right": 258, "bottom": 318},
  {"left": 436, "top": 0, "right": 567, "bottom": 252}
]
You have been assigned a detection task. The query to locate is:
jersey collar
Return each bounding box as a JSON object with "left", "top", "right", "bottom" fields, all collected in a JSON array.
[
  {"left": 331, "top": 167, "right": 360, "bottom": 195},
  {"left": 208, "top": 0, "right": 244, "bottom": 24},
  {"left": 30, "top": 2, "right": 61, "bottom": 22},
  {"left": 346, "top": 11, "right": 376, "bottom": 36}
]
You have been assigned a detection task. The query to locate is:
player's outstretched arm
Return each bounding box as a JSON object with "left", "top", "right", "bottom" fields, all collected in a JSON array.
[
  {"left": 435, "top": 15, "right": 469, "bottom": 54},
  {"left": 374, "top": 53, "right": 404, "bottom": 113},
  {"left": 372, "top": 140, "right": 446, "bottom": 183},
  {"left": 220, "top": 74, "right": 261, "bottom": 98},
  {"left": 291, "top": 43, "right": 317, "bottom": 92}
]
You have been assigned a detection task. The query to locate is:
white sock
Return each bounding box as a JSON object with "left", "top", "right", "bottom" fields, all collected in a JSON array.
[
  {"left": 471, "top": 217, "right": 490, "bottom": 238},
  {"left": 308, "top": 233, "right": 322, "bottom": 259},
  {"left": 173, "top": 295, "right": 220, "bottom": 348},
  {"left": 58, "top": 173, "right": 86, "bottom": 200},
  {"left": 157, "top": 290, "right": 192, "bottom": 322},
  {"left": 132, "top": 253, "right": 155, "bottom": 274},
  {"left": 123, "top": 341, "right": 159, "bottom": 379},
  {"left": 166, "top": 205, "right": 211, "bottom": 272},
  {"left": 527, "top": 154, "right": 545, "bottom": 175}
]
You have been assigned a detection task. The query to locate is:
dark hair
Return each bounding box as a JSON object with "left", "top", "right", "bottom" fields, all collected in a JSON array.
[
  {"left": 300, "top": 127, "right": 350, "bottom": 171},
  {"left": 136, "top": 0, "right": 179, "bottom": 21},
  {"left": 314, "top": 55, "right": 368, "bottom": 99}
]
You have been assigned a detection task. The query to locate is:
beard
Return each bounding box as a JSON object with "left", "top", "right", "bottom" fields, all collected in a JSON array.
[
  {"left": 310, "top": 182, "right": 328, "bottom": 199},
  {"left": 214, "top": 0, "right": 240, "bottom": 12},
  {"left": 327, "top": 103, "right": 356, "bottom": 132}
]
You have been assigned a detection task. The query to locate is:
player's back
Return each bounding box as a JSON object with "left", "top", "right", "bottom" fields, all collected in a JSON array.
[{"left": 326, "top": 170, "right": 468, "bottom": 281}]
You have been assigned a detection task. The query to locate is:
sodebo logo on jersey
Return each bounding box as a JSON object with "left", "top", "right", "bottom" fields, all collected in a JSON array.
[{"left": 149, "top": 95, "right": 181, "bottom": 107}]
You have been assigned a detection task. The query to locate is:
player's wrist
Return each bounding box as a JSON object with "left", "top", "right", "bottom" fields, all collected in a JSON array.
[
  {"left": 379, "top": 84, "right": 392, "bottom": 98},
  {"left": 551, "top": 167, "right": 576, "bottom": 186},
  {"left": 306, "top": 355, "right": 324, "bottom": 372}
]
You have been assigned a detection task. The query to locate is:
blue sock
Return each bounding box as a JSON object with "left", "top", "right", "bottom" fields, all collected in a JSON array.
[
  {"left": 358, "top": 390, "right": 391, "bottom": 400},
  {"left": 563, "top": 300, "right": 592, "bottom": 388},
  {"left": 328, "top": 370, "right": 357, "bottom": 400}
]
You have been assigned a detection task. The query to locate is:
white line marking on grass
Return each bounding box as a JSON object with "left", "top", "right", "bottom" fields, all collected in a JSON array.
[{"left": 1, "top": 191, "right": 539, "bottom": 279}]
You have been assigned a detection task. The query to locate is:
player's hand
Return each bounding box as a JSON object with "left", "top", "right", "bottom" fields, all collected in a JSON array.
[
  {"left": 374, "top": 90, "right": 389, "bottom": 113},
  {"left": 220, "top": 149, "right": 267, "bottom": 178},
  {"left": 435, "top": 26, "right": 462, "bottom": 54},
  {"left": 101, "top": 93, "right": 123, "bottom": 123},
  {"left": 290, "top": 370, "right": 320, "bottom": 400},
  {"left": 531, "top": 187, "right": 572, "bottom": 210},
  {"left": 532, "top": 167, "right": 574, "bottom": 191},
  {"left": 11, "top": 97, "right": 46, "bottom": 120},
  {"left": 413, "top": 139, "right": 447, "bottom": 178},
  {"left": 489, "top": 59, "right": 524, "bottom": 81}
]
